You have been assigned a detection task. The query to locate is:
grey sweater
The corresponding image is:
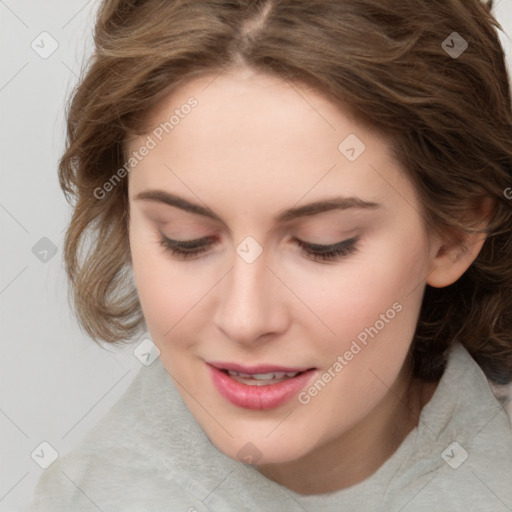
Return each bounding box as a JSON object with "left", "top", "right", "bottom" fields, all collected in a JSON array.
[{"left": 27, "top": 341, "right": 512, "bottom": 511}]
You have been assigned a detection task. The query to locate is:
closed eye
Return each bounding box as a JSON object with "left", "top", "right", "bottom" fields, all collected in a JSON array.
[{"left": 157, "top": 234, "right": 359, "bottom": 263}]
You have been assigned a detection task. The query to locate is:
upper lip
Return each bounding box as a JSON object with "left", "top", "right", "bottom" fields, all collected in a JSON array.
[{"left": 207, "top": 361, "right": 314, "bottom": 373}]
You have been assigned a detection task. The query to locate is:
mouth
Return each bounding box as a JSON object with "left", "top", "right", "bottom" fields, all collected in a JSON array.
[
  {"left": 207, "top": 363, "right": 317, "bottom": 410},
  {"left": 219, "top": 368, "right": 309, "bottom": 386}
]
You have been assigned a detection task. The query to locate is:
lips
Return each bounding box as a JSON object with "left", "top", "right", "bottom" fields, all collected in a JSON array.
[{"left": 207, "top": 362, "right": 317, "bottom": 410}]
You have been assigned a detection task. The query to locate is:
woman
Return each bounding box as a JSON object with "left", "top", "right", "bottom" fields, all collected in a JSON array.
[{"left": 28, "top": 0, "right": 512, "bottom": 510}]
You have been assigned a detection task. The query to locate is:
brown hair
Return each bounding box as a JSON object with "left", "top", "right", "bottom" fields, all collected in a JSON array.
[{"left": 59, "top": 0, "right": 512, "bottom": 384}]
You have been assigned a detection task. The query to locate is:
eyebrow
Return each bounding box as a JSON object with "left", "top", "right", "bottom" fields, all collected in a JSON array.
[{"left": 134, "top": 190, "right": 380, "bottom": 224}]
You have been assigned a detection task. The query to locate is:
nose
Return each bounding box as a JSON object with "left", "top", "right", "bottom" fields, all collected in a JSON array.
[{"left": 213, "top": 244, "right": 289, "bottom": 345}]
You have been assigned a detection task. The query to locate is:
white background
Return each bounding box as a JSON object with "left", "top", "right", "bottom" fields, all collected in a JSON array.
[{"left": 1, "top": 1, "right": 512, "bottom": 510}]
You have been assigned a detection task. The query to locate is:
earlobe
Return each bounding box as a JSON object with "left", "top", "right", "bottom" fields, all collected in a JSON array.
[{"left": 426, "top": 232, "right": 487, "bottom": 288}]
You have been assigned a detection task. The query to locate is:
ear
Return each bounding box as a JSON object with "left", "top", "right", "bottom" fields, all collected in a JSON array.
[{"left": 426, "top": 197, "right": 493, "bottom": 288}]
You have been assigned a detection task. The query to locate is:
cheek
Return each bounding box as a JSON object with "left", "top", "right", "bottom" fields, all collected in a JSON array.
[
  {"left": 316, "top": 239, "right": 424, "bottom": 318},
  {"left": 293, "top": 229, "right": 429, "bottom": 362},
  {"left": 129, "top": 217, "right": 193, "bottom": 338}
]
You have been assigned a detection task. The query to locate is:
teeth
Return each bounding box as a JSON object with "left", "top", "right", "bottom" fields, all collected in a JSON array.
[{"left": 226, "top": 370, "right": 300, "bottom": 379}]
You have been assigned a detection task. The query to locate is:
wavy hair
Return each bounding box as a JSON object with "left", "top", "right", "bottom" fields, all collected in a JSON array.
[{"left": 59, "top": 0, "right": 512, "bottom": 385}]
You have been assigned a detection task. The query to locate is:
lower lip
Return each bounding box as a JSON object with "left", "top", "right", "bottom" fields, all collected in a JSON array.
[{"left": 208, "top": 365, "right": 316, "bottom": 410}]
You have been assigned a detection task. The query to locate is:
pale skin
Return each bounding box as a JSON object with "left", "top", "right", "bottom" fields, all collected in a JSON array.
[{"left": 126, "top": 67, "right": 487, "bottom": 494}]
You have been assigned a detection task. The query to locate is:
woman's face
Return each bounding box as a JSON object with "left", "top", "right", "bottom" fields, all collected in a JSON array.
[{"left": 127, "top": 68, "right": 438, "bottom": 466}]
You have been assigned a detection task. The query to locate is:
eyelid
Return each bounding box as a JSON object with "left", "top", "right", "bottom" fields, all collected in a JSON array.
[
  {"left": 162, "top": 235, "right": 212, "bottom": 247},
  {"left": 157, "top": 232, "right": 359, "bottom": 263}
]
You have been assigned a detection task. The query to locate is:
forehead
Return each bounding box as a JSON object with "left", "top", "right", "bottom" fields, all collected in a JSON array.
[
  {"left": 142, "top": 68, "right": 369, "bottom": 146},
  {"left": 126, "top": 69, "right": 411, "bottom": 221}
]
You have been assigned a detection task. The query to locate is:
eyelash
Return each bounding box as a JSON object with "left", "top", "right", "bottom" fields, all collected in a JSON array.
[{"left": 157, "top": 234, "right": 359, "bottom": 262}]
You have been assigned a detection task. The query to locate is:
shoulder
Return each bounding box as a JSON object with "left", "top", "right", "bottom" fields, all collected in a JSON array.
[
  {"left": 385, "top": 342, "right": 512, "bottom": 511},
  {"left": 390, "top": 429, "right": 512, "bottom": 511},
  {"left": 26, "top": 360, "right": 211, "bottom": 511},
  {"left": 26, "top": 450, "right": 211, "bottom": 511}
]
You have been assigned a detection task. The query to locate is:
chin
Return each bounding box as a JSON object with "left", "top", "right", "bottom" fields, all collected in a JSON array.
[{"left": 206, "top": 428, "right": 311, "bottom": 466}]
